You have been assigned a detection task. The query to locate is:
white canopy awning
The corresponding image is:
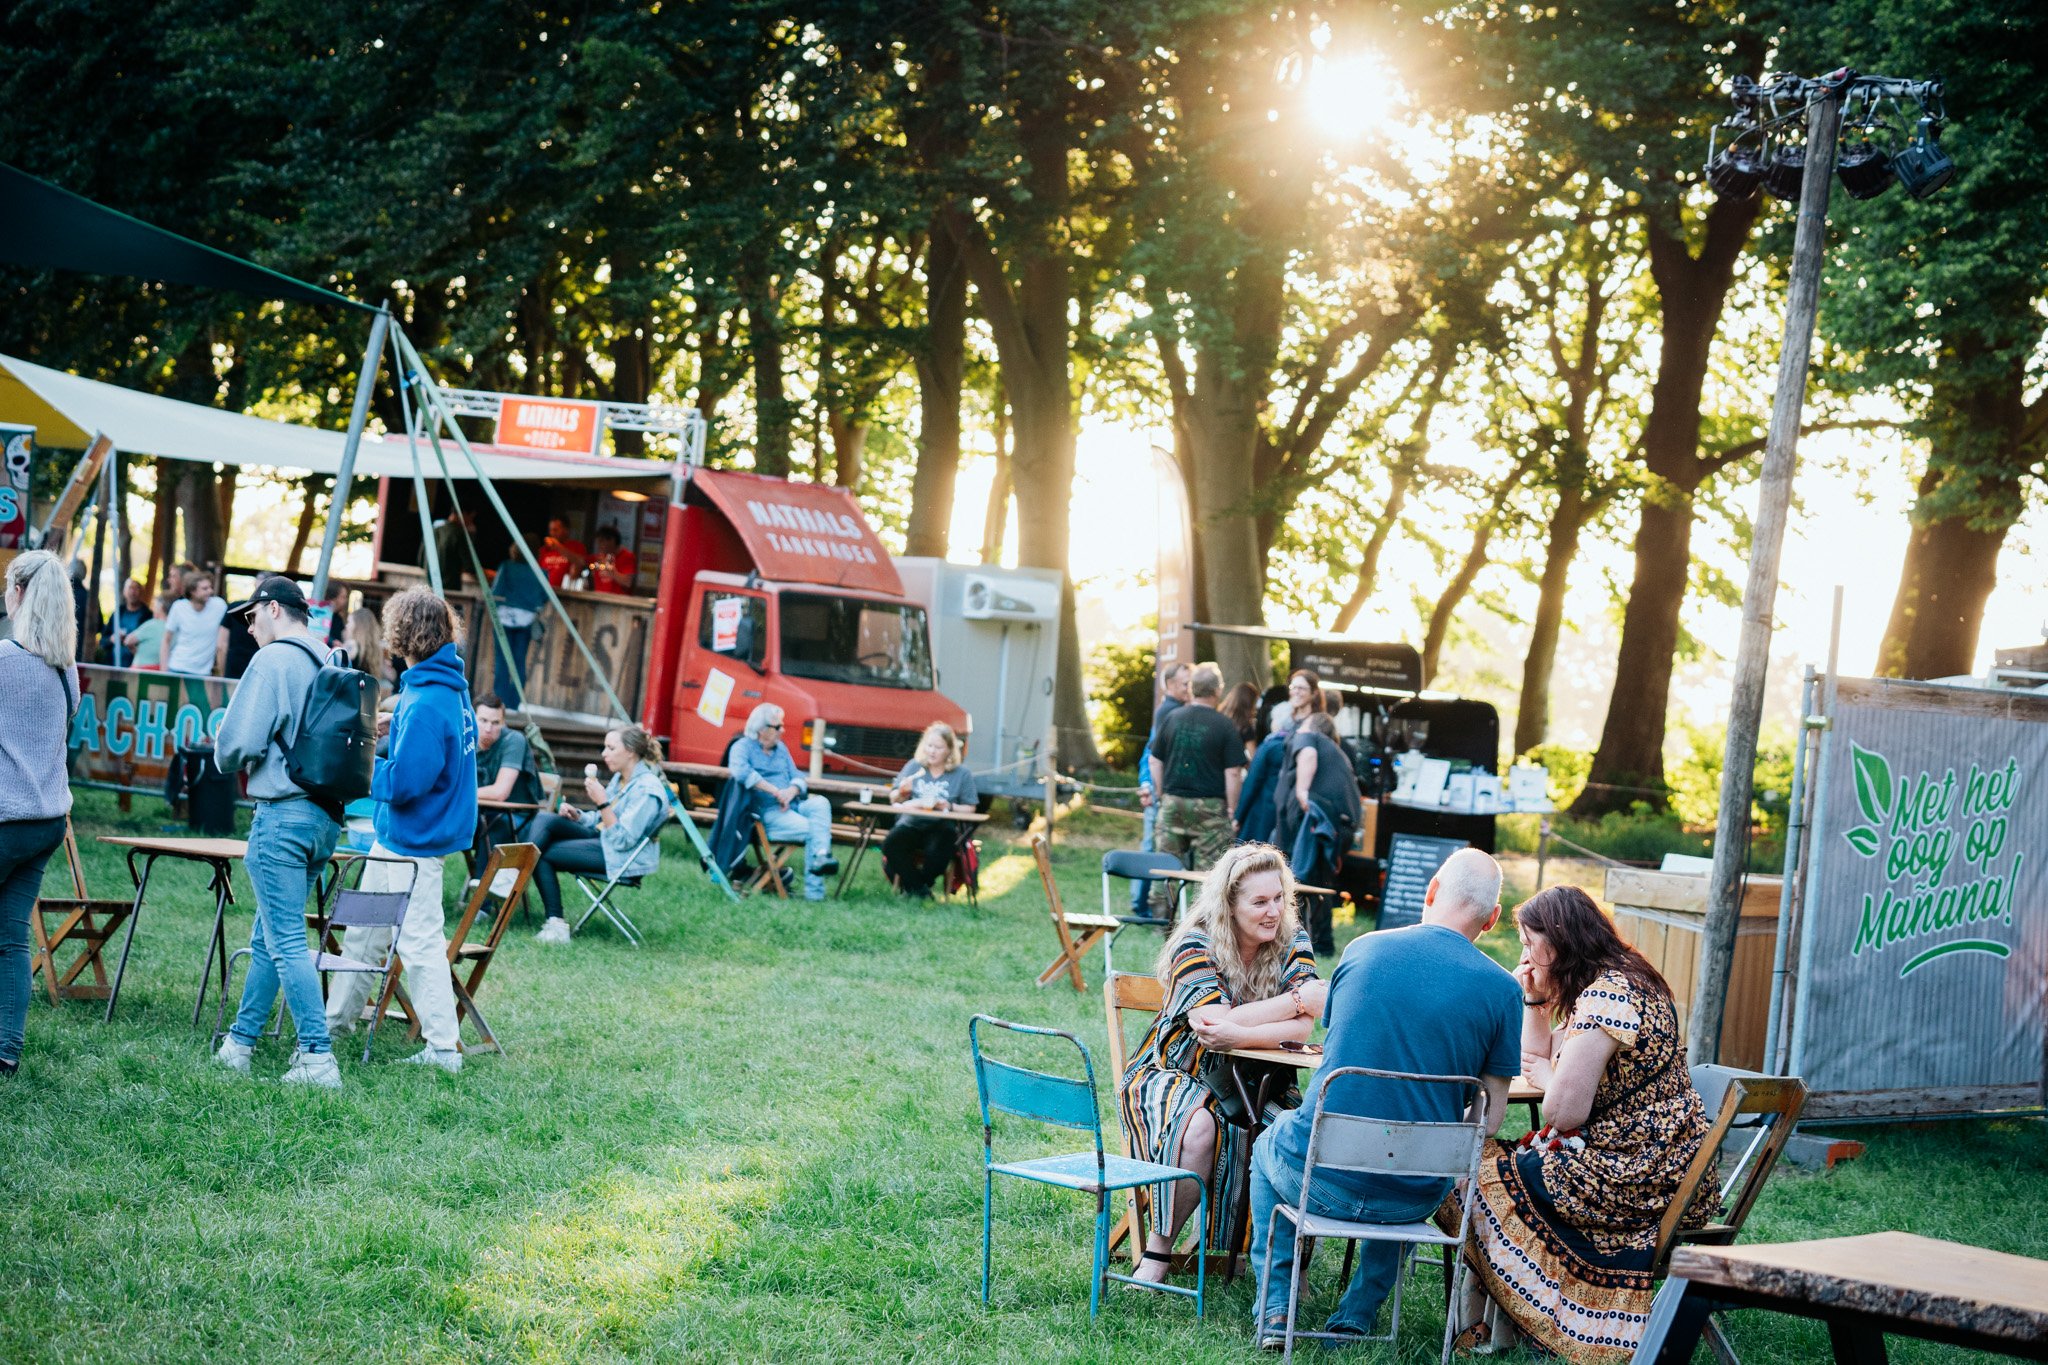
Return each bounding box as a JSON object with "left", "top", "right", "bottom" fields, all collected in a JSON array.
[{"left": 0, "top": 352, "right": 673, "bottom": 485}]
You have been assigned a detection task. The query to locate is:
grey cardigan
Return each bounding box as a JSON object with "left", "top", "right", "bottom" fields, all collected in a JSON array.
[{"left": 0, "top": 640, "right": 77, "bottom": 823}]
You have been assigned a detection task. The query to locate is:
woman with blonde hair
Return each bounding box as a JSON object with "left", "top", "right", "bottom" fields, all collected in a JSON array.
[
  {"left": 527, "top": 723, "right": 670, "bottom": 944},
  {"left": 882, "top": 720, "right": 976, "bottom": 898},
  {"left": 1118, "top": 842, "right": 1321, "bottom": 1283},
  {"left": 0, "top": 551, "right": 81, "bottom": 1077},
  {"left": 341, "top": 606, "right": 386, "bottom": 680}
]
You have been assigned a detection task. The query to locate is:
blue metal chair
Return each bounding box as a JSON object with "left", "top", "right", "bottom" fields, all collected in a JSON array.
[{"left": 969, "top": 1015, "right": 1207, "bottom": 1318}]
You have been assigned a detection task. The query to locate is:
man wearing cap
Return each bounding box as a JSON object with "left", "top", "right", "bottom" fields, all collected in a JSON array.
[{"left": 210, "top": 575, "right": 348, "bottom": 1089}]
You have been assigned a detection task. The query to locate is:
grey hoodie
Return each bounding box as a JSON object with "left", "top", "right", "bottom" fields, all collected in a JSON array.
[{"left": 213, "top": 634, "right": 324, "bottom": 801}]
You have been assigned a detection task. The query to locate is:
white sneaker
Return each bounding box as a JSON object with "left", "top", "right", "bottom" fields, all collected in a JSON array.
[
  {"left": 281, "top": 1049, "right": 343, "bottom": 1089},
  {"left": 400, "top": 1047, "right": 463, "bottom": 1074},
  {"left": 536, "top": 918, "right": 572, "bottom": 945},
  {"left": 215, "top": 1038, "right": 254, "bottom": 1074}
]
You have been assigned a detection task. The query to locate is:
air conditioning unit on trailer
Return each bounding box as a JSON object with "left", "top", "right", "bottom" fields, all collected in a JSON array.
[{"left": 961, "top": 573, "right": 1059, "bottom": 622}]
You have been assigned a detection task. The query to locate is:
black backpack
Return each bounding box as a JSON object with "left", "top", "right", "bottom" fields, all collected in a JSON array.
[{"left": 282, "top": 636, "right": 379, "bottom": 817}]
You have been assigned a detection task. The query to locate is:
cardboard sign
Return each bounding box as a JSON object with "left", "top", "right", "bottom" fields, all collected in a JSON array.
[
  {"left": 495, "top": 396, "right": 600, "bottom": 456},
  {"left": 696, "top": 667, "right": 734, "bottom": 727},
  {"left": 1377, "top": 833, "right": 1467, "bottom": 931},
  {"left": 67, "top": 666, "right": 237, "bottom": 792},
  {"left": 711, "top": 596, "right": 743, "bottom": 652},
  {"left": 0, "top": 424, "right": 31, "bottom": 550},
  {"left": 1793, "top": 679, "right": 2048, "bottom": 1111}
]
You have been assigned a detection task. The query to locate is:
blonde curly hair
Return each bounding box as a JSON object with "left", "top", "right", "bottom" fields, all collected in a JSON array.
[{"left": 1155, "top": 842, "right": 1301, "bottom": 1003}]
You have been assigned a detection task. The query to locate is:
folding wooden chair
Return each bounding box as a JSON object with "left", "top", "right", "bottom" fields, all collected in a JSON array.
[
  {"left": 29, "top": 816, "right": 133, "bottom": 1006},
  {"left": 1646, "top": 1070, "right": 1809, "bottom": 1365},
  {"left": 1104, "top": 971, "right": 1167, "bottom": 1270},
  {"left": 439, "top": 843, "right": 538, "bottom": 1054},
  {"left": 1031, "top": 834, "right": 1119, "bottom": 993}
]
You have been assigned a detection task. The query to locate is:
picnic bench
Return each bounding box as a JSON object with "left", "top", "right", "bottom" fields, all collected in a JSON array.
[{"left": 1634, "top": 1231, "right": 2048, "bottom": 1363}]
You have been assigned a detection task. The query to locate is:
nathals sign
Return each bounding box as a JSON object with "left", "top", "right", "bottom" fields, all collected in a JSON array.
[{"left": 1840, "top": 741, "right": 2022, "bottom": 976}]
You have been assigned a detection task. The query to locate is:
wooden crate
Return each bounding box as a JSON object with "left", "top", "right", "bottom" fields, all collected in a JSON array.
[{"left": 1604, "top": 868, "right": 1783, "bottom": 1071}]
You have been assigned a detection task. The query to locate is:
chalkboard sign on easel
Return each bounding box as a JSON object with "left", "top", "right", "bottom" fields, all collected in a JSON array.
[{"left": 1378, "top": 833, "right": 1469, "bottom": 930}]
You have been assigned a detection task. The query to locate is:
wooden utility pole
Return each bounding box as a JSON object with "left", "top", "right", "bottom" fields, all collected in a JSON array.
[{"left": 1692, "top": 87, "right": 1844, "bottom": 1064}]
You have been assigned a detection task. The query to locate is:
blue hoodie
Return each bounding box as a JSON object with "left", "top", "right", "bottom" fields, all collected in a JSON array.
[{"left": 370, "top": 642, "right": 479, "bottom": 857}]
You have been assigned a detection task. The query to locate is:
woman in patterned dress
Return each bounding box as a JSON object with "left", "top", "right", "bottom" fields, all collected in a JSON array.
[
  {"left": 1119, "top": 843, "right": 1322, "bottom": 1284},
  {"left": 1453, "top": 885, "right": 1721, "bottom": 1361}
]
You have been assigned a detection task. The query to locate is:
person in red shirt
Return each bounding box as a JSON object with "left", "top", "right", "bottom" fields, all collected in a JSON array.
[
  {"left": 588, "top": 526, "right": 638, "bottom": 595},
  {"left": 538, "top": 517, "right": 587, "bottom": 588}
]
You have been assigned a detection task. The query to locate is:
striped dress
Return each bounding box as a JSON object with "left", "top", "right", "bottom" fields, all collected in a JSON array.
[
  {"left": 1117, "top": 929, "right": 1319, "bottom": 1250},
  {"left": 1461, "top": 970, "right": 1721, "bottom": 1362}
]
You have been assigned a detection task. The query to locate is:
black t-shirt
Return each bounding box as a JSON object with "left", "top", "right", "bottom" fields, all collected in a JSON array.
[{"left": 1155, "top": 702, "right": 1246, "bottom": 799}]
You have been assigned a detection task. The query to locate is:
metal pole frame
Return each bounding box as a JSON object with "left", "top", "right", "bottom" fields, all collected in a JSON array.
[
  {"left": 312, "top": 305, "right": 393, "bottom": 601},
  {"left": 1692, "top": 85, "right": 1846, "bottom": 1065}
]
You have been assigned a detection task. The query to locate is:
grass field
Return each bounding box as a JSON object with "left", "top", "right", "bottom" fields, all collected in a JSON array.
[{"left": 3, "top": 789, "right": 2043, "bottom": 1363}]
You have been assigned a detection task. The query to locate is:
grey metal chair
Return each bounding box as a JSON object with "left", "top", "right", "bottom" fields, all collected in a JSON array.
[
  {"left": 1261, "top": 1066, "right": 1490, "bottom": 1364},
  {"left": 569, "top": 831, "right": 657, "bottom": 947}
]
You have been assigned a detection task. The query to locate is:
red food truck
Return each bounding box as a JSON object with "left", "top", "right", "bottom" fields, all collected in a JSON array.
[{"left": 365, "top": 448, "right": 970, "bottom": 776}]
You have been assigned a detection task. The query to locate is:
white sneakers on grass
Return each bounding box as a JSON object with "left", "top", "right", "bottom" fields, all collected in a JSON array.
[
  {"left": 214, "top": 1038, "right": 254, "bottom": 1074},
  {"left": 536, "top": 918, "right": 572, "bottom": 945},
  {"left": 400, "top": 1047, "right": 463, "bottom": 1074},
  {"left": 282, "top": 1050, "right": 343, "bottom": 1089}
]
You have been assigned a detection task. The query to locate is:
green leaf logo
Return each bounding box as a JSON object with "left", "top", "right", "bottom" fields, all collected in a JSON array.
[
  {"left": 1850, "top": 742, "right": 1895, "bottom": 827},
  {"left": 1844, "top": 825, "right": 1881, "bottom": 858}
]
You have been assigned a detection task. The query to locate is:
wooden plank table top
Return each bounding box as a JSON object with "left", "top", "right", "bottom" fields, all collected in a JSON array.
[
  {"left": 97, "top": 835, "right": 249, "bottom": 860},
  {"left": 1221, "top": 1043, "right": 1542, "bottom": 1106},
  {"left": 1669, "top": 1233, "right": 2048, "bottom": 1346},
  {"left": 842, "top": 804, "right": 990, "bottom": 824},
  {"left": 663, "top": 760, "right": 875, "bottom": 798},
  {"left": 1151, "top": 866, "right": 1338, "bottom": 897},
  {"left": 477, "top": 798, "right": 543, "bottom": 812}
]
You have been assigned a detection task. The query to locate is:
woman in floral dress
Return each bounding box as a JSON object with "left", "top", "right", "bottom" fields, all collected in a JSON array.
[
  {"left": 1455, "top": 885, "right": 1721, "bottom": 1361},
  {"left": 1118, "top": 843, "right": 1321, "bottom": 1283}
]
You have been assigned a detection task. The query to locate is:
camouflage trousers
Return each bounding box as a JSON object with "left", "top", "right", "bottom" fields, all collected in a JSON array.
[{"left": 1153, "top": 794, "right": 1234, "bottom": 914}]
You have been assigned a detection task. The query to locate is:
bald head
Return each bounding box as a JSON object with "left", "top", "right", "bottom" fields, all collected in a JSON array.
[{"left": 1421, "top": 848, "right": 1504, "bottom": 939}]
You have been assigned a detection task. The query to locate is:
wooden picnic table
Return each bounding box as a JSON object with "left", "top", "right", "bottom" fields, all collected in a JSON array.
[
  {"left": 663, "top": 760, "right": 873, "bottom": 800},
  {"left": 97, "top": 835, "right": 250, "bottom": 1026},
  {"left": 835, "top": 802, "right": 989, "bottom": 896},
  {"left": 1633, "top": 1231, "right": 2048, "bottom": 1362}
]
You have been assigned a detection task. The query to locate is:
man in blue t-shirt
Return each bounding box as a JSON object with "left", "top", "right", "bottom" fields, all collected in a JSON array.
[{"left": 1248, "top": 847, "right": 1522, "bottom": 1347}]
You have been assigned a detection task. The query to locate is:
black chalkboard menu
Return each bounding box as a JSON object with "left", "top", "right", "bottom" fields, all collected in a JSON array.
[{"left": 1377, "top": 833, "right": 1469, "bottom": 930}]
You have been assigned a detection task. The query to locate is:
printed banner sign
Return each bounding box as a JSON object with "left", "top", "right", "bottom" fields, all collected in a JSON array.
[
  {"left": 711, "top": 596, "right": 743, "bottom": 652},
  {"left": 1794, "top": 679, "right": 2048, "bottom": 1107},
  {"left": 495, "top": 396, "right": 601, "bottom": 456},
  {"left": 1377, "top": 834, "right": 1467, "bottom": 931},
  {"left": 66, "top": 666, "right": 237, "bottom": 792},
  {"left": 0, "top": 424, "right": 31, "bottom": 550}
]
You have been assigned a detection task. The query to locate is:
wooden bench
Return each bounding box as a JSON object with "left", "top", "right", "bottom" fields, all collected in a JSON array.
[{"left": 1635, "top": 1231, "right": 2048, "bottom": 1363}]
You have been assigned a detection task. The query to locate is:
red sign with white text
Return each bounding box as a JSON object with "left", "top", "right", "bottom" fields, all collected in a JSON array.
[
  {"left": 495, "top": 396, "right": 601, "bottom": 456},
  {"left": 686, "top": 468, "right": 903, "bottom": 595}
]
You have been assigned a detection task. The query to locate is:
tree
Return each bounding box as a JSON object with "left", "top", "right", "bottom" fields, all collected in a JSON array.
[{"left": 1805, "top": 2, "right": 2048, "bottom": 678}]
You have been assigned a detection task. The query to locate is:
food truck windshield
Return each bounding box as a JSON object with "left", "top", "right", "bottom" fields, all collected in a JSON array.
[{"left": 779, "top": 592, "right": 935, "bottom": 691}]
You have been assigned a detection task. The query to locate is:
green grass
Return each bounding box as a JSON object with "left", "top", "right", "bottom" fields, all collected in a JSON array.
[{"left": 3, "top": 789, "right": 2043, "bottom": 1362}]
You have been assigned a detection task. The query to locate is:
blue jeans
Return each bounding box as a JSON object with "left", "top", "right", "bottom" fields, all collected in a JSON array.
[
  {"left": 0, "top": 816, "right": 67, "bottom": 1067},
  {"left": 760, "top": 796, "right": 833, "bottom": 896},
  {"left": 1250, "top": 1129, "right": 1451, "bottom": 1337},
  {"left": 230, "top": 799, "right": 341, "bottom": 1053},
  {"left": 1131, "top": 795, "right": 1158, "bottom": 910},
  {"left": 494, "top": 625, "right": 533, "bottom": 705}
]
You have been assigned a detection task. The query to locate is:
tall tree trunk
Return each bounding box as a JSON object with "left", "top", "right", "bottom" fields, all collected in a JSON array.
[
  {"left": 145, "top": 460, "right": 175, "bottom": 593},
  {"left": 287, "top": 474, "right": 330, "bottom": 576},
  {"left": 943, "top": 101, "right": 1100, "bottom": 768},
  {"left": 828, "top": 413, "right": 869, "bottom": 491},
  {"left": 1572, "top": 193, "right": 1758, "bottom": 815},
  {"left": 1513, "top": 487, "right": 1591, "bottom": 756},
  {"left": 1878, "top": 501, "right": 2014, "bottom": 679},
  {"left": 215, "top": 467, "right": 238, "bottom": 560},
  {"left": 175, "top": 466, "right": 225, "bottom": 569},
  {"left": 907, "top": 221, "right": 967, "bottom": 558},
  {"left": 744, "top": 270, "right": 792, "bottom": 477},
  {"left": 981, "top": 398, "right": 1010, "bottom": 564},
  {"left": 1575, "top": 491, "right": 1695, "bottom": 810},
  {"left": 610, "top": 317, "right": 653, "bottom": 456}
]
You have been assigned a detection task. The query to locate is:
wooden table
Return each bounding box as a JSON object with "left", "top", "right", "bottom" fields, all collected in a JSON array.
[
  {"left": 97, "top": 836, "right": 249, "bottom": 1026},
  {"left": 1634, "top": 1232, "right": 2048, "bottom": 1362},
  {"left": 664, "top": 760, "right": 874, "bottom": 800},
  {"left": 472, "top": 797, "right": 544, "bottom": 867},
  {"left": 835, "top": 803, "right": 989, "bottom": 896}
]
